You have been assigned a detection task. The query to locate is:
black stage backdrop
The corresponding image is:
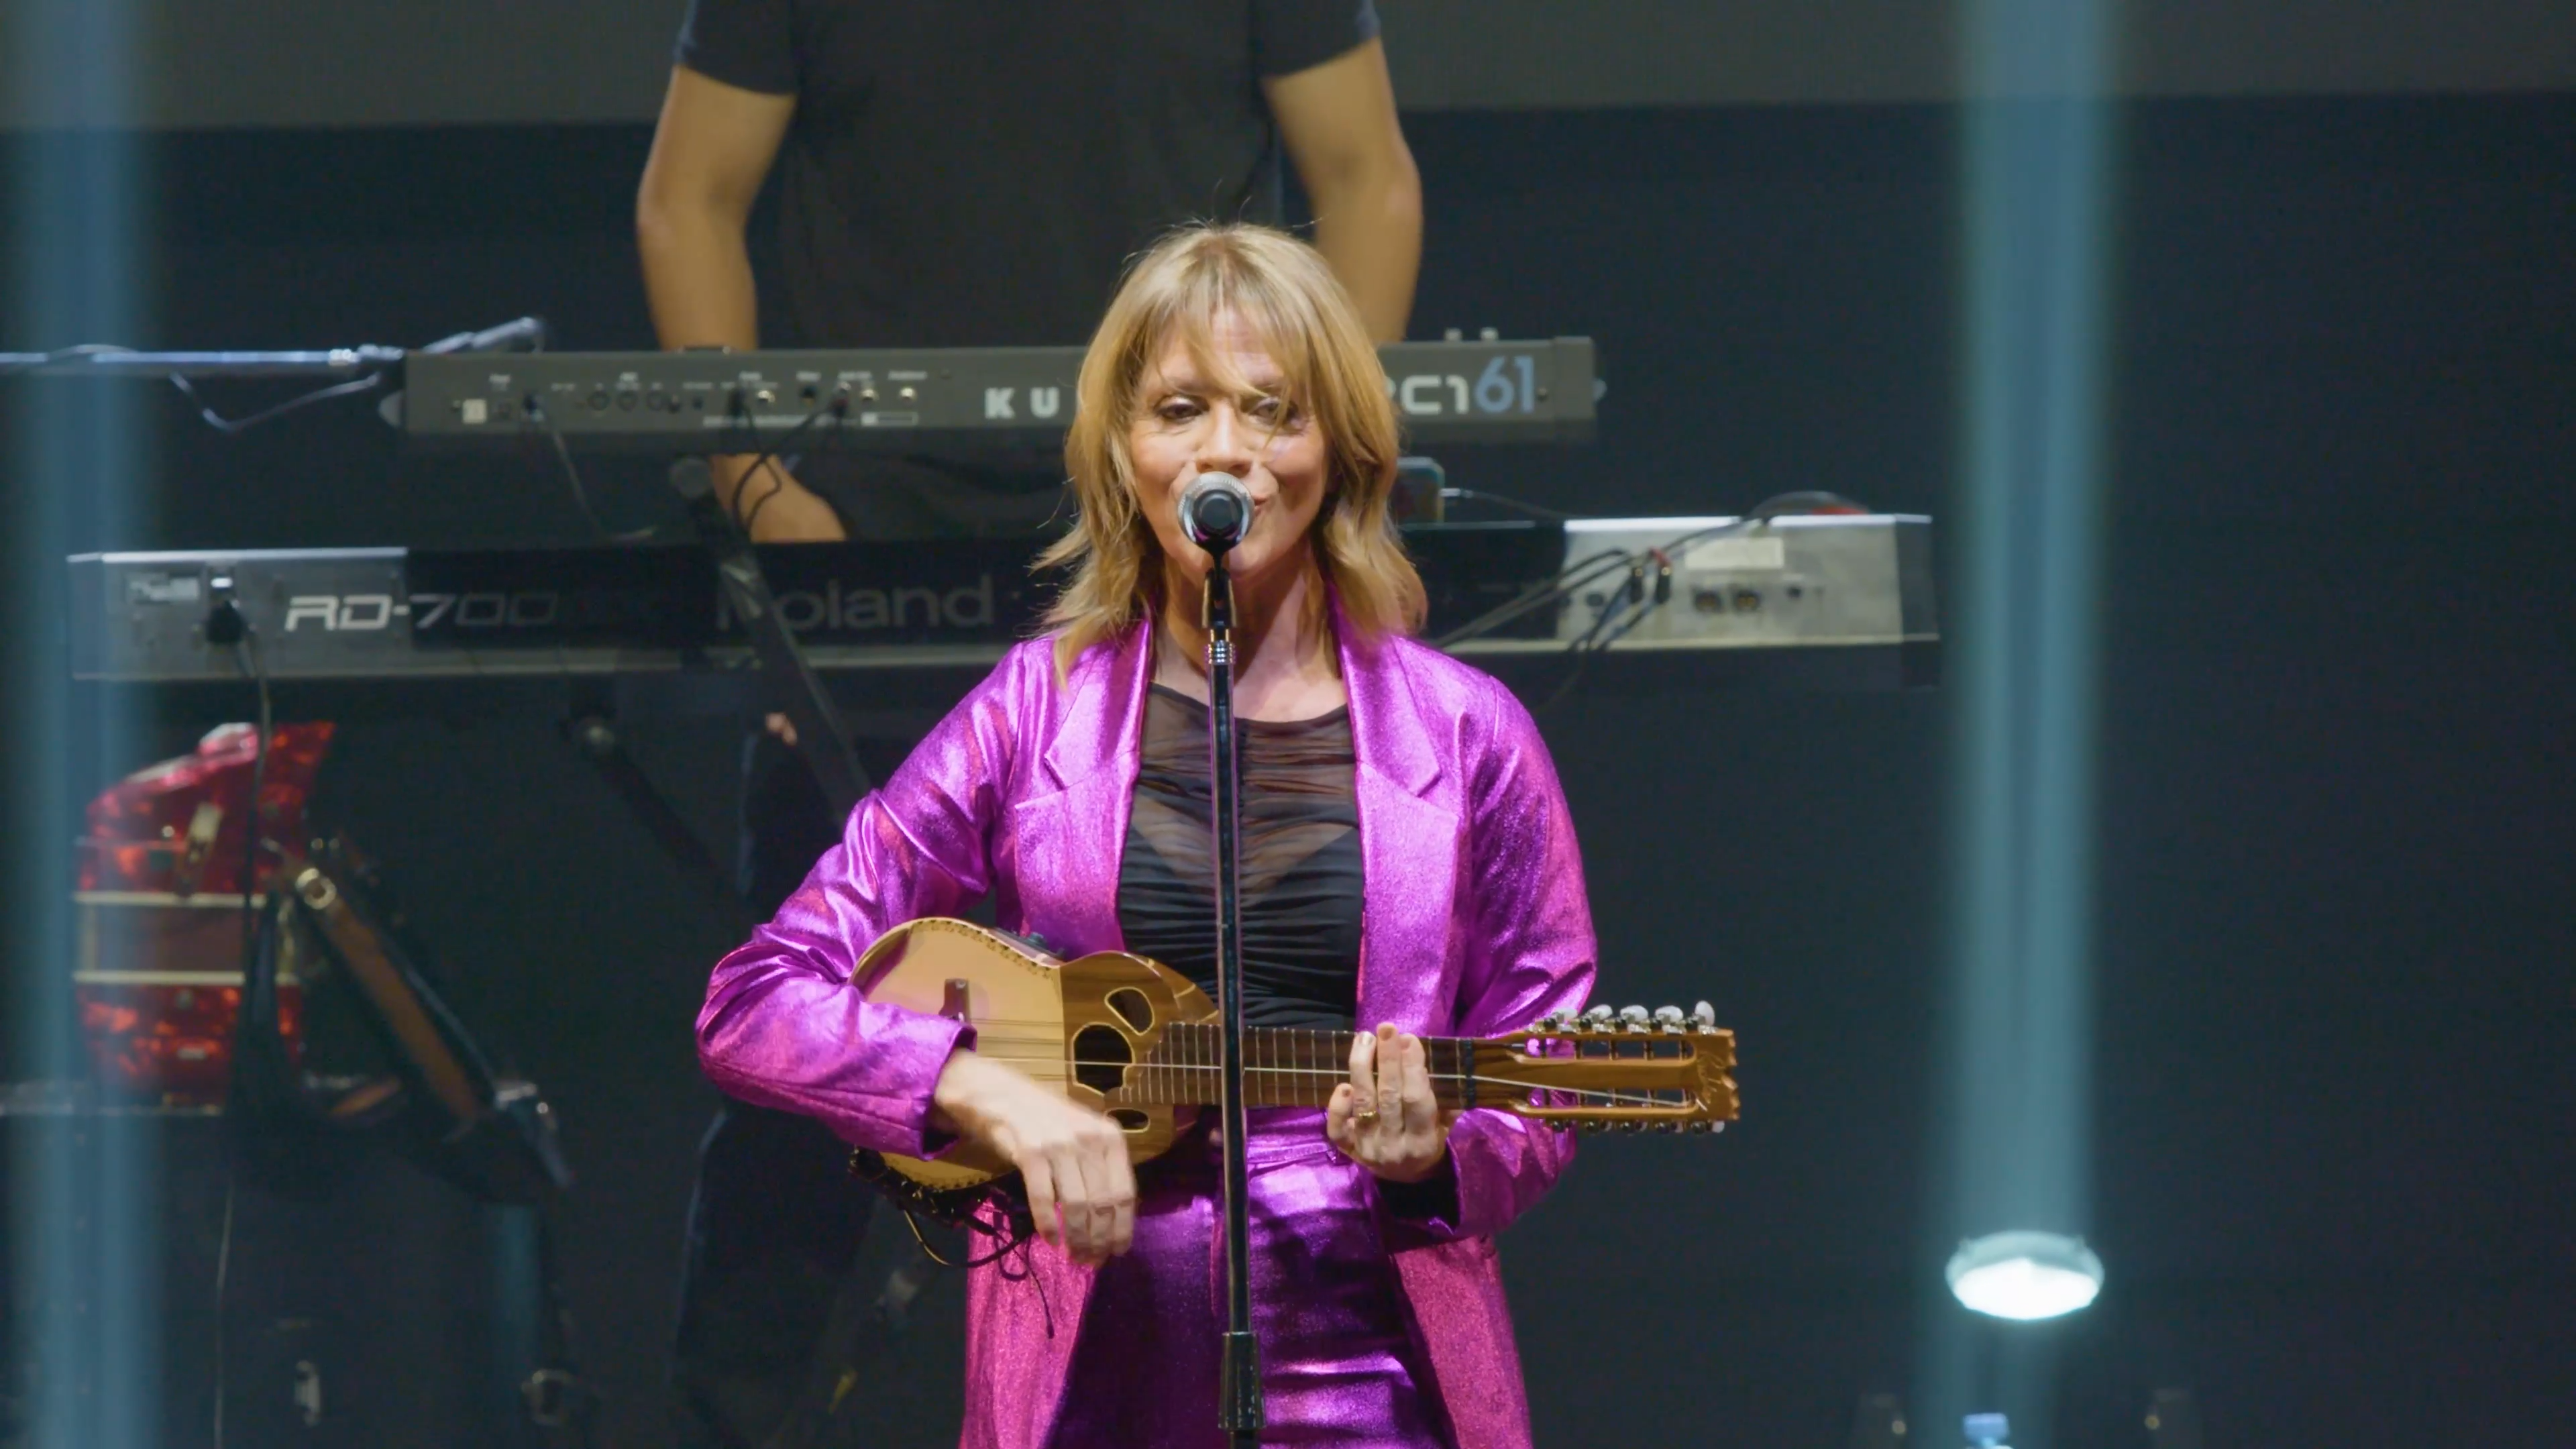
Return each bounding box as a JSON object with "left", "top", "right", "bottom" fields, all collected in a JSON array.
[{"left": 0, "top": 95, "right": 2570, "bottom": 1446}]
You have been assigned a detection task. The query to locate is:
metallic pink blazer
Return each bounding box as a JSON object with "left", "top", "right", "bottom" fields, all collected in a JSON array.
[{"left": 699, "top": 614, "right": 1598, "bottom": 1449}]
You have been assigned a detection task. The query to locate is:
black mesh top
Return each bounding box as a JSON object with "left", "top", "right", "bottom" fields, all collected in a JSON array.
[{"left": 1116, "top": 686, "right": 1363, "bottom": 1029}]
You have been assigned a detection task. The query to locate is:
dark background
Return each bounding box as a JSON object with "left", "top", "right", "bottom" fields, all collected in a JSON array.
[
  {"left": 8, "top": 0, "right": 2576, "bottom": 126},
  {"left": 3, "top": 90, "right": 2572, "bottom": 1446}
]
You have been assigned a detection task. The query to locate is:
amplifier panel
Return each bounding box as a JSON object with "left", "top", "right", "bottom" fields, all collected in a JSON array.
[{"left": 1541, "top": 515, "right": 1937, "bottom": 650}]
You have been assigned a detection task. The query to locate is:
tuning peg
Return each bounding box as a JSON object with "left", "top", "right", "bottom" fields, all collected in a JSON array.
[
  {"left": 1653, "top": 1006, "right": 1685, "bottom": 1032},
  {"left": 1617, "top": 1005, "right": 1650, "bottom": 1032},
  {"left": 1690, "top": 1000, "right": 1717, "bottom": 1032},
  {"left": 1582, "top": 1005, "right": 1616, "bottom": 1026}
]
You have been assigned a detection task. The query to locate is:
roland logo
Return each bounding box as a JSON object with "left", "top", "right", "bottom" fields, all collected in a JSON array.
[{"left": 722, "top": 574, "right": 998, "bottom": 633}]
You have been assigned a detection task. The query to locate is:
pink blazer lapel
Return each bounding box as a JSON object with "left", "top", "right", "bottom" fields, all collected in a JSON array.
[
  {"left": 1338, "top": 622, "right": 1464, "bottom": 1034},
  {"left": 1007, "top": 625, "right": 1152, "bottom": 956}
]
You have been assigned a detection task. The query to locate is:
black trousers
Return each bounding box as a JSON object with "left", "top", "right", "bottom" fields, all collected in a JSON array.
[{"left": 672, "top": 732, "right": 964, "bottom": 1449}]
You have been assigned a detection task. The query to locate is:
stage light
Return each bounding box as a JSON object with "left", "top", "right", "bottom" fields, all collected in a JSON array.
[
  {"left": 11, "top": 4, "right": 155, "bottom": 1446},
  {"left": 1945, "top": 1232, "right": 2105, "bottom": 1322},
  {"left": 1917, "top": 0, "right": 2122, "bottom": 1426}
]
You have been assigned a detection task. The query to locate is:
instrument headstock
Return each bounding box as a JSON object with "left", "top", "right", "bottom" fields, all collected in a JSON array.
[{"left": 1473, "top": 1000, "right": 1738, "bottom": 1132}]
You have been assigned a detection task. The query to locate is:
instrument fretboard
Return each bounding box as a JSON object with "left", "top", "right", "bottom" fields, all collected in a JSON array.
[{"left": 1114, "top": 1022, "right": 1479, "bottom": 1112}]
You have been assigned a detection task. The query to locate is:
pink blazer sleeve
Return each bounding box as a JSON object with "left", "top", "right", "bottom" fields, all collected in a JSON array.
[
  {"left": 1426, "top": 675, "right": 1598, "bottom": 1240},
  {"left": 695, "top": 644, "right": 1043, "bottom": 1156}
]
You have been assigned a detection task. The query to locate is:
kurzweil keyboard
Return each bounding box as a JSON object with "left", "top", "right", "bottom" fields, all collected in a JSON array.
[
  {"left": 69, "top": 517, "right": 1935, "bottom": 690},
  {"left": 397, "top": 339, "right": 1596, "bottom": 452}
]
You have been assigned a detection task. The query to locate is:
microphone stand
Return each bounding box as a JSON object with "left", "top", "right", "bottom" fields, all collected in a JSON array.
[
  {"left": 1200, "top": 551, "right": 1263, "bottom": 1446},
  {"left": 665, "top": 458, "right": 873, "bottom": 818},
  {"left": 0, "top": 317, "right": 546, "bottom": 377}
]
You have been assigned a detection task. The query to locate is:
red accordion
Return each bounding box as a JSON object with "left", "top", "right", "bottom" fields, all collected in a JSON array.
[{"left": 75, "top": 722, "right": 335, "bottom": 1104}]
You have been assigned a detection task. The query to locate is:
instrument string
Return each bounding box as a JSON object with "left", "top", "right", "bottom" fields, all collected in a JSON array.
[
  {"left": 945, "top": 1053, "right": 1697, "bottom": 1108},
  {"left": 914, "top": 1012, "right": 1513, "bottom": 1034},
  {"left": 932, "top": 1016, "right": 1708, "bottom": 1116}
]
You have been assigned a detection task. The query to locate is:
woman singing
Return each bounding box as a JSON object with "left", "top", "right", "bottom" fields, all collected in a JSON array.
[{"left": 696, "top": 224, "right": 1596, "bottom": 1449}]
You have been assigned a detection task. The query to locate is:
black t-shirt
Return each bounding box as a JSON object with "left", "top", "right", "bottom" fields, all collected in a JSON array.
[{"left": 676, "top": 0, "right": 1381, "bottom": 350}]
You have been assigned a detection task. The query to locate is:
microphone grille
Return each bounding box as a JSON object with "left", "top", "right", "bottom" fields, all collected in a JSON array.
[{"left": 1182, "top": 472, "right": 1250, "bottom": 545}]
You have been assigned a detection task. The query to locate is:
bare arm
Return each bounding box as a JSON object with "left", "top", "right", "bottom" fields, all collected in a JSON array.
[
  {"left": 636, "top": 66, "right": 845, "bottom": 540},
  {"left": 1265, "top": 38, "right": 1423, "bottom": 343}
]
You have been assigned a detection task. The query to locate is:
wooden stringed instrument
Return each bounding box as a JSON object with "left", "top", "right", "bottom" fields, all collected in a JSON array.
[{"left": 849, "top": 918, "right": 1739, "bottom": 1203}]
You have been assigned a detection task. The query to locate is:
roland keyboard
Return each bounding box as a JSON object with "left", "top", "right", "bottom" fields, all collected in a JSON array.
[
  {"left": 68, "top": 517, "right": 1935, "bottom": 690},
  {"left": 397, "top": 339, "right": 1597, "bottom": 453}
]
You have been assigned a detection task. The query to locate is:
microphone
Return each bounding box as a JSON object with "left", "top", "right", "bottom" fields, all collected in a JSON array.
[{"left": 1178, "top": 472, "right": 1253, "bottom": 554}]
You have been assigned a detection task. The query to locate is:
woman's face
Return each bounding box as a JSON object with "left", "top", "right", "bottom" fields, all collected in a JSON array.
[{"left": 1126, "top": 309, "right": 1330, "bottom": 597}]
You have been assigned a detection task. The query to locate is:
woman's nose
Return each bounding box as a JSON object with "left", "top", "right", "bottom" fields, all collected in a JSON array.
[{"left": 1192, "top": 406, "right": 1256, "bottom": 475}]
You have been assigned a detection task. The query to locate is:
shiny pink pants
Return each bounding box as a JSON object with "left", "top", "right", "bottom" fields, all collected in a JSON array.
[{"left": 1043, "top": 1108, "right": 1452, "bottom": 1448}]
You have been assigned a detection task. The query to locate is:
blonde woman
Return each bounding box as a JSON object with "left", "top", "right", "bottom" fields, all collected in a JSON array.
[{"left": 698, "top": 225, "right": 1594, "bottom": 1449}]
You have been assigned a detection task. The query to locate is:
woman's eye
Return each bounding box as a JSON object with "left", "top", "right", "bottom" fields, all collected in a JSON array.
[
  {"left": 1156, "top": 399, "right": 1201, "bottom": 423},
  {"left": 1248, "top": 396, "right": 1294, "bottom": 425}
]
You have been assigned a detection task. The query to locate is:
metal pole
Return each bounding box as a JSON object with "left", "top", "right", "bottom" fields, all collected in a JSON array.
[{"left": 1200, "top": 555, "right": 1263, "bottom": 1444}]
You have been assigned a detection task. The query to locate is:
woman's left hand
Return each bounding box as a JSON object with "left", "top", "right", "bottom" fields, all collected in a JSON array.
[{"left": 1326, "top": 1023, "right": 1450, "bottom": 1183}]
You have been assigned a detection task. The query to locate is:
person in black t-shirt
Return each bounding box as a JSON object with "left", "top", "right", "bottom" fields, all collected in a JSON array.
[
  {"left": 637, "top": 0, "right": 1420, "bottom": 541},
  {"left": 635, "top": 6, "right": 1419, "bottom": 1444}
]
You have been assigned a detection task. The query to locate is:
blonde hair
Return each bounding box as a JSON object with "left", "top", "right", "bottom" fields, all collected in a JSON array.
[{"left": 1038, "top": 223, "right": 1424, "bottom": 670}]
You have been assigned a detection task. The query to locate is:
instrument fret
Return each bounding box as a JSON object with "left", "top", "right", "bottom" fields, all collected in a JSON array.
[{"left": 1124, "top": 1023, "right": 1507, "bottom": 1112}]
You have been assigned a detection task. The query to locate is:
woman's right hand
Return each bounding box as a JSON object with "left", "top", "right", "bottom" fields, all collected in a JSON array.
[{"left": 930, "top": 1050, "right": 1137, "bottom": 1265}]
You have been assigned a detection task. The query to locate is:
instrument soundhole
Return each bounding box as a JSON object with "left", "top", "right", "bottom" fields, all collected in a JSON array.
[
  {"left": 1106, "top": 987, "right": 1153, "bottom": 1031},
  {"left": 1109, "top": 1109, "right": 1149, "bottom": 1132},
  {"left": 1071, "top": 1024, "right": 1131, "bottom": 1094}
]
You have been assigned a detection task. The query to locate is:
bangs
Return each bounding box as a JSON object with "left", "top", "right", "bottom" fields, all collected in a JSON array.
[{"left": 1120, "top": 246, "right": 1330, "bottom": 416}]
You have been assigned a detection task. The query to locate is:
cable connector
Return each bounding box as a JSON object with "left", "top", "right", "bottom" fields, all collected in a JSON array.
[{"left": 204, "top": 573, "right": 248, "bottom": 646}]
